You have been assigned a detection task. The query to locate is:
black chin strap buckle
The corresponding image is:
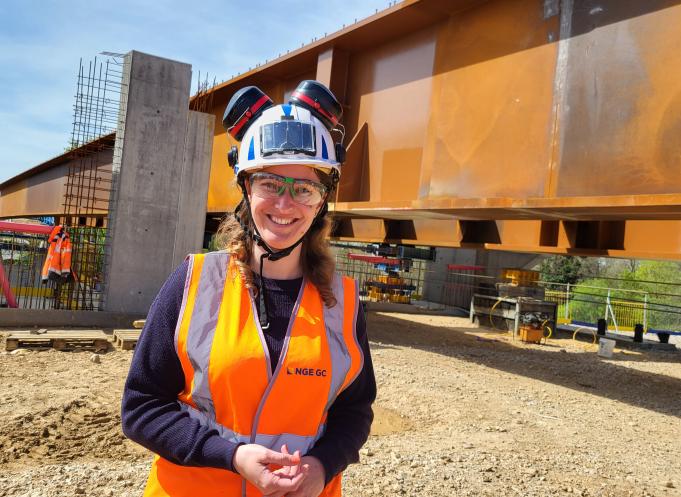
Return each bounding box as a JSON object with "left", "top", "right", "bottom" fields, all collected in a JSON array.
[{"left": 258, "top": 252, "right": 270, "bottom": 330}]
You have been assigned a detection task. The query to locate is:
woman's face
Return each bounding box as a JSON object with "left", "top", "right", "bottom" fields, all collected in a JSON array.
[{"left": 246, "top": 164, "right": 325, "bottom": 250}]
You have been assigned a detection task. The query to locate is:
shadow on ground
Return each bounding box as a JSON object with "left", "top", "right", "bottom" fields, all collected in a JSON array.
[{"left": 367, "top": 312, "right": 681, "bottom": 419}]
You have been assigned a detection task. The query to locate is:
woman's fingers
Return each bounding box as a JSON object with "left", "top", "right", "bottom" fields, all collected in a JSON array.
[
  {"left": 260, "top": 446, "right": 301, "bottom": 467},
  {"left": 278, "top": 444, "right": 301, "bottom": 477},
  {"left": 277, "top": 444, "right": 293, "bottom": 477},
  {"left": 233, "top": 444, "right": 306, "bottom": 495},
  {"left": 263, "top": 469, "right": 305, "bottom": 496}
]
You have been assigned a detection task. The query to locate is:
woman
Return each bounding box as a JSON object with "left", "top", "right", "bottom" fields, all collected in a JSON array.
[{"left": 121, "top": 81, "right": 376, "bottom": 497}]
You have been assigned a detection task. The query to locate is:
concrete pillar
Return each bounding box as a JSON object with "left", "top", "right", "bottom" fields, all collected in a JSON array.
[
  {"left": 172, "top": 110, "right": 214, "bottom": 268},
  {"left": 102, "top": 51, "right": 214, "bottom": 315},
  {"left": 422, "top": 248, "right": 546, "bottom": 307},
  {"left": 422, "top": 247, "right": 477, "bottom": 304}
]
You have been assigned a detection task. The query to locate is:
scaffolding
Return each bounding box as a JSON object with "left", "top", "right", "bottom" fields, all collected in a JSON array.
[
  {"left": 189, "top": 71, "right": 216, "bottom": 114},
  {"left": 56, "top": 53, "right": 126, "bottom": 310}
]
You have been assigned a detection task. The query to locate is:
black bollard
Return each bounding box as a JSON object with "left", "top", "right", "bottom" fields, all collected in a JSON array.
[
  {"left": 597, "top": 318, "right": 607, "bottom": 336},
  {"left": 634, "top": 323, "right": 644, "bottom": 343}
]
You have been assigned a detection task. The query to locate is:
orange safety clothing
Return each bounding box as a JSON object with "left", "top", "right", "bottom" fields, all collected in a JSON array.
[
  {"left": 143, "top": 252, "right": 363, "bottom": 497},
  {"left": 41, "top": 225, "right": 72, "bottom": 282}
]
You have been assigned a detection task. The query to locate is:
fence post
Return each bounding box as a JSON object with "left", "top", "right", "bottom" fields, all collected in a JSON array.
[
  {"left": 605, "top": 289, "right": 610, "bottom": 321},
  {"left": 643, "top": 293, "right": 648, "bottom": 331},
  {"left": 565, "top": 283, "right": 570, "bottom": 321},
  {"left": 634, "top": 323, "right": 644, "bottom": 343}
]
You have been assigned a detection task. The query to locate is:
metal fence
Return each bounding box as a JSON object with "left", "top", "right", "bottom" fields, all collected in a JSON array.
[
  {"left": 58, "top": 225, "right": 107, "bottom": 310},
  {"left": 542, "top": 283, "right": 681, "bottom": 333},
  {"left": 1, "top": 222, "right": 53, "bottom": 309},
  {"left": 0, "top": 222, "right": 106, "bottom": 310},
  {"left": 331, "top": 242, "right": 428, "bottom": 303}
]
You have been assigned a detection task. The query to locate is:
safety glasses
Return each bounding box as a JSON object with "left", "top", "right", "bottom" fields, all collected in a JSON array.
[{"left": 248, "top": 172, "right": 327, "bottom": 206}]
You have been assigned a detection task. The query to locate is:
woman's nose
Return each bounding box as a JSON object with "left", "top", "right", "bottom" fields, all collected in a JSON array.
[{"left": 273, "top": 187, "right": 296, "bottom": 209}]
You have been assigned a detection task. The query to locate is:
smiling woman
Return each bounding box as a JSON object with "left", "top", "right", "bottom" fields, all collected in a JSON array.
[
  {"left": 121, "top": 80, "right": 376, "bottom": 497},
  {"left": 246, "top": 165, "right": 327, "bottom": 248}
]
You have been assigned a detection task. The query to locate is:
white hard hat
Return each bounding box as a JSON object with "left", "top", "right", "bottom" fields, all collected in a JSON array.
[
  {"left": 223, "top": 81, "right": 345, "bottom": 183},
  {"left": 234, "top": 103, "right": 340, "bottom": 178}
]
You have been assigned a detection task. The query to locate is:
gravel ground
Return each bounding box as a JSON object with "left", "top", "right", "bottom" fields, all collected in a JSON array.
[{"left": 1, "top": 312, "right": 680, "bottom": 497}]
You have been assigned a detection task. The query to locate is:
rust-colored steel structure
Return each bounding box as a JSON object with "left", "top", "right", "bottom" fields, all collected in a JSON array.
[
  {"left": 3, "top": 0, "right": 681, "bottom": 260},
  {"left": 196, "top": 0, "right": 681, "bottom": 260}
]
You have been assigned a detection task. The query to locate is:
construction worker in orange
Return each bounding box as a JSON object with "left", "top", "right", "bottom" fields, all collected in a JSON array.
[
  {"left": 122, "top": 81, "right": 376, "bottom": 497},
  {"left": 41, "top": 225, "right": 72, "bottom": 282}
]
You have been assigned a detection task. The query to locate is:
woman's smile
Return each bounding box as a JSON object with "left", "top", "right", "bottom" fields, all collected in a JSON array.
[
  {"left": 248, "top": 164, "right": 322, "bottom": 249},
  {"left": 267, "top": 215, "right": 297, "bottom": 226}
]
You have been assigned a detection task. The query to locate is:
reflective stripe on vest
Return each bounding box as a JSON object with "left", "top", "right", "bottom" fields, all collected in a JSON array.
[{"left": 143, "top": 252, "right": 362, "bottom": 497}]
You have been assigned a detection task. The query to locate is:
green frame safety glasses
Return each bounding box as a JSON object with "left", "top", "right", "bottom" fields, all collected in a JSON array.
[{"left": 248, "top": 171, "right": 327, "bottom": 206}]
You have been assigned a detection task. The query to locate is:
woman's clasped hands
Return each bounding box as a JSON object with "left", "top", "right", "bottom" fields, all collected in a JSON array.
[{"left": 233, "top": 443, "right": 326, "bottom": 497}]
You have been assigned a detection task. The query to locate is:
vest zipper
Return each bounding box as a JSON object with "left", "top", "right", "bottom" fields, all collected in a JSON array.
[{"left": 244, "top": 279, "right": 306, "bottom": 497}]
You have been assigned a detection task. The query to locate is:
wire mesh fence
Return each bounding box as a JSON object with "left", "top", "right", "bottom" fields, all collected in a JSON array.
[
  {"left": 331, "top": 242, "right": 428, "bottom": 303},
  {"left": 543, "top": 282, "right": 681, "bottom": 333},
  {"left": 0, "top": 222, "right": 108, "bottom": 311},
  {"left": 329, "top": 245, "right": 681, "bottom": 334},
  {"left": 55, "top": 225, "right": 107, "bottom": 310},
  {"left": 0, "top": 225, "right": 53, "bottom": 309}
]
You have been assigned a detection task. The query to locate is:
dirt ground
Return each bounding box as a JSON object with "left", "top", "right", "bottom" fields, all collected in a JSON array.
[{"left": 2, "top": 312, "right": 681, "bottom": 497}]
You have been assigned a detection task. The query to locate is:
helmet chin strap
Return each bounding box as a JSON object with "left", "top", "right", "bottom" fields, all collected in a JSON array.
[{"left": 234, "top": 179, "right": 329, "bottom": 329}]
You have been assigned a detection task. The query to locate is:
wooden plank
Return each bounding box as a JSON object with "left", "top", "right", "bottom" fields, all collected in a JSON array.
[
  {"left": 5, "top": 334, "right": 110, "bottom": 352},
  {"left": 113, "top": 329, "right": 142, "bottom": 350}
]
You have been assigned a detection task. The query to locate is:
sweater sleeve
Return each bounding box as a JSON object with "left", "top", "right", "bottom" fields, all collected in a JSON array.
[
  {"left": 120, "top": 259, "right": 240, "bottom": 471},
  {"left": 306, "top": 306, "right": 377, "bottom": 485}
]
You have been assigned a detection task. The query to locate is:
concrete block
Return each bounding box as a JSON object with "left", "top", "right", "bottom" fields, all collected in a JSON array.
[
  {"left": 103, "top": 51, "right": 213, "bottom": 315},
  {"left": 172, "top": 110, "right": 214, "bottom": 268},
  {"left": 0, "top": 309, "right": 145, "bottom": 329}
]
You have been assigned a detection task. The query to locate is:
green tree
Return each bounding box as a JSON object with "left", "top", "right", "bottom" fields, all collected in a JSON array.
[
  {"left": 569, "top": 278, "right": 609, "bottom": 324},
  {"left": 539, "top": 256, "right": 600, "bottom": 285},
  {"left": 622, "top": 261, "right": 681, "bottom": 330}
]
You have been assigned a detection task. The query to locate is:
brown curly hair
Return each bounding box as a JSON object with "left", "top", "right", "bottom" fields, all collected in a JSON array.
[{"left": 215, "top": 172, "right": 338, "bottom": 308}]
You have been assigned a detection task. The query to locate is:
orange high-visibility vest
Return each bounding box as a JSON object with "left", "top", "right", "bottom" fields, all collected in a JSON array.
[
  {"left": 143, "top": 252, "right": 363, "bottom": 497},
  {"left": 41, "top": 225, "right": 72, "bottom": 282}
]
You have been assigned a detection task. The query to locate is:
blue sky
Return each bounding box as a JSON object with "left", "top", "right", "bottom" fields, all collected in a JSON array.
[{"left": 0, "top": 0, "right": 391, "bottom": 184}]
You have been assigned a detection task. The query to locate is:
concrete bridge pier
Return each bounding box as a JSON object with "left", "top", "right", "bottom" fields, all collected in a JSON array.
[{"left": 102, "top": 51, "right": 214, "bottom": 316}]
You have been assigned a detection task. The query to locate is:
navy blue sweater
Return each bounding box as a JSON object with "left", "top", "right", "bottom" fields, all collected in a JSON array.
[{"left": 121, "top": 260, "right": 376, "bottom": 485}]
